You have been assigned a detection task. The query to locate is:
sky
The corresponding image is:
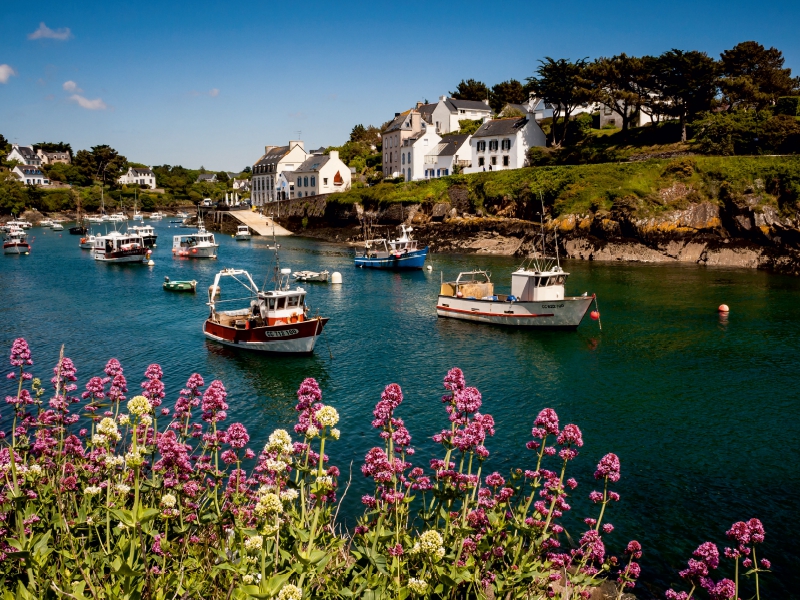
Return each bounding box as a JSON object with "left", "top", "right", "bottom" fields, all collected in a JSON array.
[{"left": 1, "top": 0, "right": 799, "bottom": 171}]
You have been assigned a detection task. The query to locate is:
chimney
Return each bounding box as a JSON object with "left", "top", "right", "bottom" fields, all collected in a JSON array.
[
  {"left": 329, "top": 150, "right": 339, "bottom": 161},
  {"left": 439, "top": 95, "right": 447, "bottom": 102},
  {"left": 416, "top": 101, "right": 423, "bottom": 109},
  {"left": 264, "top": 145, "right": 277, "bottom": 153},
  {"left": 410, "top": 111, "right": 421, "bottom": 131},
  {"left": 395, "top": 112, "right": 400, "bottom": 117},
  {"left": 289, "top": 140, "right": 305, "bottom": 151},
  {"left": 482, "top": 99, "right": 490, "bottom": 106}
]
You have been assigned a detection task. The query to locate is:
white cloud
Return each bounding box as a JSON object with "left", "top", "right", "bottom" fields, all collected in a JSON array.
[
  {"left": 209, "top": 88, "right": 219, "bottom": 97},
  {"left": 190, "top": 88, "right": 220, "bottom": 97},
  {"left": 0, "top": 64, "right": 16, "bottom": 84},
  {"left": 28, "top": 22, "right": 73, "bottom": 41},
  {"left": 62, "top": 80, "right": 82, "bottom": 93},
  {"left": 69, "top": 94, "right": 107, "bottom": 110}
]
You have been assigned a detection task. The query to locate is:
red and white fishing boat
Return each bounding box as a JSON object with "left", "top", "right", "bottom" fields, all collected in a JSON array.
[
  {"left": 203, "top": 268, "right": 329, "bottom": 354},
  {"left": 93, "top": 231, "right": 151, "bottom": 263},
  {"left": 3, "top": 227, "right": 31, "bottom": 255}
]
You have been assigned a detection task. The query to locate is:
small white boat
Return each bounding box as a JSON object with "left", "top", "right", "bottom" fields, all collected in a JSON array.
[
  {"left": 40, "top": 219, "right": 54, "bottom": 228},
  {"left": 133, "top": 212, "right": 143, "bottom": 221},
  {"left": 8, "top": 219, "right": 32, "bottom": 230},
  {"left": 88, "top": 215, "right": 105, "bottom": 224},
  {"left": 172, "top": 221, "right": 218, "bottom": 258},
  {"left": 51, "top": 223, "right": 64, "bottom": 231},
  {"left": 4, "top": 227, "right": 31, "bottom": 254},
  {"left": 150, "top": 212, "right": 164, "bottom": 220},
  {"left": 127, "top": 224, "right": 157, "bottom": 247},
  {"left": 79, "top": 234, "right": 96, "bottom": 249},
  {"left": 436, "top": 265, "right": 595, "bottom": 329},
  {"left": 234, "top": 225, "right": 251, "bottom": 241},
  {"left": 292, "top": 270, "right": 330, "bottom": 282},
  {"left": 93, "top": 231, "right": 150, "bottom": 263},
  {"left": 108, "top": 213, "right": 125, "bottom": 223},
  {"left": 176, "top": 211, "right": 188, "bottom": 219}
]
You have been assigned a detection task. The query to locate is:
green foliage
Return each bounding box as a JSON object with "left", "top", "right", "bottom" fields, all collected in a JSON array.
[
  {"left": 720, "top": 41, "right": 799, "bottom": 110},
  {"left": 489, "top": 79, "right": 528, "bottom": 113},
  {"left": 216, "top": 171, "right": 229, "bottom": 183},
  {"left": 692, "top": 110, "right": 800, "bottom": 155},
  {"left": 775, "top": 96, "right": 800, "bottom": 116},
  {"left": 445, "top": 119, "right": 482, "bottom": 137},
  {"left": 449, "top": 79, "right": 489, "bottom": 102},
  {"left": 44, "top": 162, "right": 90, "bottom": 186},
  {"left": 32, "top": 141, "right": 73, "bottom": 156}
]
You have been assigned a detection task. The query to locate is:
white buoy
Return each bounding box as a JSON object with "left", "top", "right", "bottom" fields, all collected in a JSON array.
[
  {"left": 148, "top": 260, "right": 155, "bottom": 266},
  {"left": 331, "top": 271, "right": 342, "bottom": 284},
  {"left": 426, "top": 264, "right": 433, "bottom": 271}
]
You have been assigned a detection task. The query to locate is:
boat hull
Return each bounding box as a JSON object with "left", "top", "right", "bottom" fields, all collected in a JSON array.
[
  {"left": 93, "top": 249, "right": 149, "bottom": 263},
  {"left": 163, "top": 281, "right": 197, "bottom": 292},
  {"left": 141, "top": 235, "right": 157, "bottom": 248},
  {"left": 4, "top": 243, "right": 30, "bottom": 255},
  {"left": 234, "top": 234, "right": 251, "bottom": 241},
  {"left": 203, "top": 317, "right": 329, "bottom": 354},
  {"left": 355, "top": 247, "right": 428, "bottom": 269},
  {"left": 173, "top": 245, "right": 217, "bottom": 259},
  {"left": 436, "top": 295, "right": 594, "bottom": 328}
]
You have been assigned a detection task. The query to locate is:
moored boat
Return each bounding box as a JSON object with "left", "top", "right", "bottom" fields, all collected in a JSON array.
[
  {"left": 79, "top": 234, "right": 97, "bottom": 249},
  {"left": 93, "top": 231, "right": 150, "bottom": 263},
  {"left": 163, "top": 276, "right": 197, "bottom": 292},
  {"left": 172, "top": 215, "right": 217, "bottom": 258},
  {"left": 355, "top": 225, "right": 428, "bottom": 269},
  {"left": 51, "top": 222, "right": 64, "bottom": 231},
  {"left": 292, "top": 270, "right": 330, "bottom": 282},
  {"left": 8, "top": 219, "right": 32, "bottom": 230},
  {"left": 40, "top": 218, "right": 54, "bottom": 228},
  {"left": 150, "top": 211, "right": 164, "bottom": 220},
  {"left": 127, "top": 224, "right": 158, "bottom": 248},
  {"left": 203, "top": 268, "right": 329, "bottom": 354},
  {"left": 3, "top": 227, "right": 31, "bottom": 255},
  {"left": 234, "top": 225, "right": 251, "bottom": 240},
  {"left": 436, "top": 266, "right": 594, "bottom": 329}
]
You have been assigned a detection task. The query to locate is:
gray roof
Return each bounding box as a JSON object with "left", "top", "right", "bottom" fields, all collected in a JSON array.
[
  {"left": 445, "top": 98, "right": 492, "bottom": 113},
  {"left": 197, "top": 173, "right": 217, "bottom": 181},
  {"left": 12, "top": 145, "right": 37, "bottom": 158},
  {"left": 472, "top": 118, "right": 529, "bottom": 138},
  {"left": 295, "top": 154, "right": 331, "bottom": 173},
  {"left": 130, "top": 167, "right": 154, "bottom": 176},
  {"left": 430, "top": 134, "right": 470, "bottom": 156},
  {"left": 383, "top": 110, "right": 414, "bottom": 133},
  {"left": 502, "top": 103, "right": 529, "bottom": 115},
  {"left": 417, "top": 103, "right": 437, "bottom": 123},
  {"left": 254, "top": 146, "right": 290, "bottom": 166}
]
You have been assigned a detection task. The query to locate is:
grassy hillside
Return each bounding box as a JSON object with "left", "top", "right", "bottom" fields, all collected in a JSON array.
[{"left": 334, "top": 155, "right": 800, "bottom": 219}]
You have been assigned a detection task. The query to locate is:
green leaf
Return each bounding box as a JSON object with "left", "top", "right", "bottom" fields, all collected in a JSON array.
[
  {"left": 138, "top": 507, "right": 160, "bottom": 524},
  {"left": 265, "top": 572, "right": 291, "bottom": 595}
]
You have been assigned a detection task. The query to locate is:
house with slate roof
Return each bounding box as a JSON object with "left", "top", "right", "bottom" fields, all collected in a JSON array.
[
  {"left": 12, "top": 165, "right": 50, "bottom": 186},
  {"left": 464, "top": 116, "right": 546, "bottom": 174},
  {"left": 119, "top": 166, "right": 157, "bottom": 189},
  {"left": 423, "top": 134, "right": 472, "bottom": 179},
  {"left": 399, "top": 129, "right": 441, "bottom": 181},
  {"left": 291, "top": 151, "right": 351, "bottom": 198},
  {"left": 251, "top": 141, "right": 307, "bottom": 206},
  {"left": 37, "top": 149, "right": 71, "bottom": 165},
  {"left": 7, "top": 144, "right": 42, "bottom": 167},
  {"left": 424, "top": 96, "right": 492, "bottom": 134},
  {"left": 382, "top": 110, "right": 427, "bottom": 179},
  {"left": 196, "top": 173, "right": 218, "bottom": 184}
]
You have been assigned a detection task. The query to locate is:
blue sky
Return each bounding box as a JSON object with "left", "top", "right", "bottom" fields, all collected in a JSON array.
[{"left": 1, "top": 0, "right": 799, "bottom": 171}]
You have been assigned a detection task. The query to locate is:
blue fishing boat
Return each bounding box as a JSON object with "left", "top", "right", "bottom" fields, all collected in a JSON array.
[{"left": 355, "top": 225, "right": 428, "bottom": 269}]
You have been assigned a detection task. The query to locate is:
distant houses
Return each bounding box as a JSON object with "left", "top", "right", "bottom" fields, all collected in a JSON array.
[
  {"left": 119, "top": 166, "right": 157, "bottom": 189},
  {"left": 424, "top": 134, "right": 471, "bottom": 179},
  {"left": 37, "top": 149, "right": 71, "bottom": 165},
  {"left": 7, "top": 144, "right": 43, "bottom": 167},
  {"left": 196, "top": 173, "right": 218, "bottom": 184},
  {"left": 290, "top": 151, "right": 351, "bottom": 197},
  {"left": 251, "top": 141, "right": 307, "bottom": 207},
  {"left": 12, "top": 165, "right": 50, "bottom": 186}
]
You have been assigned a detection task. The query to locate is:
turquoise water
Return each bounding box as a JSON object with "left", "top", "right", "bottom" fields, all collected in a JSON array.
[{"left": 1, "top": 221, "right": 798, "bottom": 598}]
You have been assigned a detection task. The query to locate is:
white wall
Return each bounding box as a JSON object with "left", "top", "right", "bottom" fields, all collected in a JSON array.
[
  {"left": 402, "top": 130, "right": 441, "bottom": 181},
  {"left": 464, "top": 119, "right": 546, "bottom": 174}
]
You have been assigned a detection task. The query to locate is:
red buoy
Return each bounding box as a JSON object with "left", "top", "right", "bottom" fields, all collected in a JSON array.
[
  {"left": 590, "top": 310, "right": 600, "bottom": 320},
  {"left": 718, "top": 304, "right": 730, "bottom": 313}
]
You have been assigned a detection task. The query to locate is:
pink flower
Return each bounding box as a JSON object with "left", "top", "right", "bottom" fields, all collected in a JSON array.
[
  {"left": 225, "top": 423, "right": 249, "bottom": 449},
  {"left": 556, "top": 424, "right": 583, "bottom": 447},
  {"left": 625, "top": 541, "right": 642, "bottom": 559},
  {"left": 201, "top": 380, "right": 228, "bottom": 423},
  {"left": 708, "top": 579, "right": 736, "bottom": 600},
  {"left": 594, "top": 453, "right": 621, "bottom": 482},
  {"left": 454, "top": 386, "right": 482, "bottom": 414},
  {"left": 443, "top": 367, "right": 465, "bottom": 392},
  {"left": 485, "top": 472, "right": 505, "bottom": 487},
  {"left": 747, "top": 518, "right": 765, "bottom": 544},
  {"left": 531, "top": 408, "right": 559, "bottom": 439},
  {"left": 9, "top": 338, "right": 33, "bottom": 368}
]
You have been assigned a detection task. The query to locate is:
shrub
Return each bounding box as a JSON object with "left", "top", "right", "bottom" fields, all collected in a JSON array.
[{"left": 774, "top": 96, "right": 800, "bottom": 117}]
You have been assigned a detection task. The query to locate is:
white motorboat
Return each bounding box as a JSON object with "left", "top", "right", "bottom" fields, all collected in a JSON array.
[
  {"left": 292, "top": 270, "right": 330, "bottom": 282},
  {"left": 40, "top": 219, "right": 54, "bottom": 228},
  {"left": 108, "top": 213, "right": 125, "bottom": 223},
  {"left": 436, "top": 264, "right": 595, "bottom": 329},
  {"left": 234, "top": 225, "right": 251, "bottom": 240},
  {"left": 127, "top": 224, "right": 157, "bottom": 247},
  {"left": 51, "top": 223, "right": 64, "bottom": 231},
  {"left": 176, "top": 211, "right": 188, "bottom": 219},
  {"left": 149, "top": 212, "right": 164, "bottom": 220},
  {"left": 93, "top": 231, "right": 150, "bottom": 263},
  {"left": 172, "top": 217, "right": 217, "bottom": 258},
  {"left": 79, "top": 234, "right": 97, "bottom": 249},
  {"left": 4, "top": 227, "right": 31, "bottom": 255},
  {"left": 88, "top": 215, "right": 105, "bottom": 224},
  {"left": 8, "top": 219, "right": 32, "bottom": 230}
]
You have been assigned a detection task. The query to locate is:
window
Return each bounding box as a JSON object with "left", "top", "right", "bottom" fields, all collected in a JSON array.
[
  {"left": 478, "top": 157, "right": 485, "bottom": 167},
  {"left": 477, "top": 141, "right": 486, "bottom": 152},
  {"left": 503, "top": 156, "right": 509, "bottom": 167},
  {"left": 443, "top": 169, "right": 449, "bottom": 176},
  {"left": 323, "top": 178, "right": 328, "bottom": 185},
  {"left": 310, "top": 176, "right": 316, "bottom": 186},
  {"left": 304, "top": 176, "right": 309, "bottom": 187},
  {"left": 501, "top": 139, "right": 511, "bottom": 150},
  {"left": 604, "top": 105, "right": 612, "bottom": 115},
  {"left": 402, "top": 153, "right": 405, "bottom": 165},
  {"left": 491, "top": 156, "right": 497, "bottom": 165},
  {"left": 276, "top": 297, "right": 286, "bottom": 310},
  {"left": 287, "top": 295, "right": 299, "bottom": 307},
  {"left": 489, "top": 140, "right": 498, "bottom": 151}
]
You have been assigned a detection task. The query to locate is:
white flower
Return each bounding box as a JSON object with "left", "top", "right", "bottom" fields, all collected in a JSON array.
[
  {"left": 330, "top": 428, "right": 340, "bottom": 440},
  {"left": 115, "top": 483, "right": 131, "bottom": 495},
  {"left": 242, "top": 574, "right": 255, "bottom": 585},
  {"left": 244, "top": 535, "right": 263, "bottom": 552},
  {"left": 97, "top": 417, "right": 120, "bottom": 441},
  {"left": 118, "top": 414, "right": 130, "bottom": 425},
  {"left": 314, "top": 405, "right": 339, "bottom": 428},
  {"left": 277, "top": 584, "right": 302, "bottom": 600},
  {"left": 125, "top": 450, "right": 144, "bottom": 467},
  {"left": 86, "top": 516, "right": 94, "bottom": 525},
  {"left": 315, "top": 475, "right": 333, "bottom": 488},
  {"left": 266, "top": 429, "right": 293, "bottom": 454},
  {"left": 92, "top": 434, "right": 107, "bottom": 446},
  {"left": 265, "top": 459, "right": 287, "bottom": 473},
  {"left": 28, "top": 464, "right": 43, "bottom": 477},
  {"left": 116, "top": 522, "right": 128, "bottom": 530},
  {"left": 140, "top": 414, "right": 153, "bottom": 427},
  {"left": 263, "top": 519, "right": 281, "bottom": 536},
  {"left": 255, "top": 492, "right": 282, "bottom": 516},
  {"left": 127, "top": 395, "right": 152, "bottom": 416},
  {"left": 408, "top": 578, "right": 428, "bottom": 595},
  {"left": 280, "top": 489, "right": 298, "bottom": 502},
  {"left": 84, "top": 485, "right": 103, "bottom": 496},
  {"left": 305, "top": 426, "right": 319, "bottom": 439},
  {"left": 418, "top": 530, "right": 445, "bottom": 558},
  {"left": 160, "top": 493, "right": 177, "bottom": 508}
]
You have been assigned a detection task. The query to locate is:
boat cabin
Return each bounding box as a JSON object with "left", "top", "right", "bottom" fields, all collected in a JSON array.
[
  {"left": 94, "top": 231, "right": 144, "bottom": 253},
  {"left": 440, "top": 271, "right": 495, "bottom": 299},
  {"left": 360, "top": 225, "right": 420, "bottom": 259},
  {"left": 173, "top": 232, "right": 215, "bottom": 248},
  {"left": 236, "top": 225, "right": 250, "bottom": 234},
  {"left": 511, "top": 267, "right": 568, "bottom": 301}
]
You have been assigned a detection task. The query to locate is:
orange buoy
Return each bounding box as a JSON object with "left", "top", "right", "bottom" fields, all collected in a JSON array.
[
  {"left": 590, "top": 310, "right": 600, "bottom": 321},
  {"left": 718, "top": 304, "right": 730, "bottom": 313}
]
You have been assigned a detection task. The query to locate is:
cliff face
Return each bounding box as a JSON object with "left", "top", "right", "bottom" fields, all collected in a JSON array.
[{"left": 272, "top": 177, "right": 800, "bottom": 275}]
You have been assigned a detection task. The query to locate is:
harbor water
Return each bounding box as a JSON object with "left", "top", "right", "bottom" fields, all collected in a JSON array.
[{"left": 1, "top": 220, "right": 798, "bottom": 597}]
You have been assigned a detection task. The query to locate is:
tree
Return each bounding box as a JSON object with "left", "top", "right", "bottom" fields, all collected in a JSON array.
[
  {"left": 33, "top": 142, "right": 73, "bottom": 156},
  {"left": 243, "top": 166, "right": 251, "bottom": 173},
  {"left": 526, "top": 58, "right": 594, "bottom": 147},
  {"left": 489, "top": 79, "right": 528, "bottom": 113},
  {"left": 0, "top": 134, "right": 10, "bottom": 155},
  {"left": 657, "top": 49, "right": 720, "bottom": 142},
  {"left": 349, "top": 124, "right": 381, "bottom": 146},
  {"left": 720, "top": 41, "right": 799, "bottom": 110},
  {"left": 450, "top": 79, "right": 490, "bottom": 102},
  {"left": 216, "top": 171, "right": 229, "bottom": 183},
  {"left": 632, "top": 55, "right": 671, "bottom": 125},
  {"left": 588, "top": 54, "right": 643, "bottom": 131}
]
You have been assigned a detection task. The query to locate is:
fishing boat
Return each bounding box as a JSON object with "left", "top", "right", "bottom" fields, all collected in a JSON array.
[
  {"left": 127, "top": 224, "right": 158, "bottom": 248},
  {"left": 8, "top": 219, "right": 32, "bottom": 230},
  {"left": 163, "top": 276, "right": 197, "bottom": 292},
  {"left": 40, "top": 218, "right": 54, "bottom": 228},
  {"left": 355, "top": 225, "right": 428, "bottom": 269},
  {"left": 93, "top": 231, "right": 151, "bottom": 263},
  {"left": 203, "top": 268, "right": 329, "bottom": 353},
  {"left": 150, "top": 211, "right": 164, "bottom": 220},
  {"left": 108, "top": 213, "right": 125, "bottom": 223},
  {"left": 3, "top": 227, "right": 31, "bottom": 255},
  {"left": 79, "top": 234, "right": 97, "bottom": 249},
  {"left": 234, "top": 225, "right": 251, "bottom": 240},
  {"left": 292, "top": 270, "right": 330, "bottom": 282},
  {"left": 172, "top": 215, "right": 218, "bottom": 258},
  {"left": 70, "top": 199, "right": 88, "bottom": 235},
  {"left": 51, "top": 223, "right": 64, "bottom": 231}
]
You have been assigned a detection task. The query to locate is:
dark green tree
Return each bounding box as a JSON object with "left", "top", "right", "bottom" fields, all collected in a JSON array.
[
  {"left": 489, "top": 79, "right": 528, "bottom": 113},
  {"left": 216, "top": 171, "right": 229, "bottom": 183},
  {"left": 720, "top": 41, "right": 799, "bottom": 110},
  {"left": 450, "top": 79, "right": 490, "bottom": 102},
  {"left": 0, "top": 133, "right": 10, "bottom": 155},
  {"left": 350, "top": 124, "right": 367, "bottom": 142},
  {"left": 526, "top": 58, "right": 593, "bottom": 147},
  {"left": 657, "top": 49, "right": 720, "bottom": 141},
  {"left": 588, "top": 54, "right": 643, "bottom": 131},
  {"left": 33, "top": 142, "right": 73, "bottom": 156},
  {"left": 243, "top": 166, "right": 251, "bottom": 173}
]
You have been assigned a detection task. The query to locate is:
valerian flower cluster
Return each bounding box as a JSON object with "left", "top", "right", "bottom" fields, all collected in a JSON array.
[{"left": 0, "top": 341, "right": 771, "bottom": 599}]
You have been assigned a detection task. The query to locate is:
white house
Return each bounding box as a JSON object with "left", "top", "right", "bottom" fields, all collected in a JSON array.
[
  {"left": 7, "top": 144, "right": 41, "bottom": 166},
  {"left": 119, "top": 167, "right": 157, "bottom": 189},
  {"left": 399, "top": 129, "right": 441, "bottom": 181},
  {"left": 196, "top": 173, "right": 218, "bottom": 184},
  {"left": 291, "top": 151, "right": 351, "bottom": 198},
  {"left": 423, "top": 134, "right": 472, "bottom": 179},
  {"left": 420, "top": 97, "right": 492, "bottom": 134},
  {"left": 232, "top": 177, "right": 250, "bottom": 192},
  {"left": 464, "top": 116, "right": 546, "bottom": 174},
  {"left": 12, "top": 165, "right": 50, "bottom": 186},
  {"left": 382, "top": 111, "right": 426, "bottom": 178},
  {"left": 251, "top": 141, "right": 307, "bottom": 206},
  {"left": 36, "top": 149, "right": 71, "bottom": 165}
]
